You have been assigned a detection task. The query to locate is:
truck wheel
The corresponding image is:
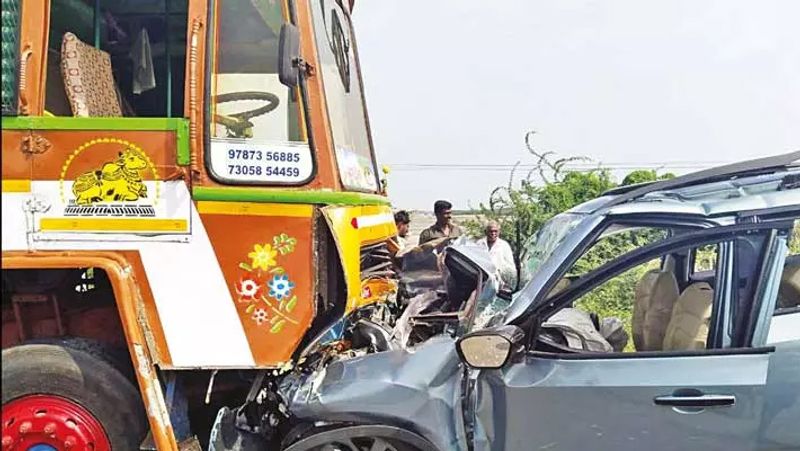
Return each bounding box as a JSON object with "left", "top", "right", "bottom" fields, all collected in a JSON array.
[
  {"left": 23, "top": 336, "right": 136, "bottom": 382},
  {"left": 1, "top": 344, "right": 148, "bottom": 450}
]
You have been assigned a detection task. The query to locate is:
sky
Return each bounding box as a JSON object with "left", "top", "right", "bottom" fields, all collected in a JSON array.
[{"left": 353, "top": 0, "right": 800, "bottom": 210}]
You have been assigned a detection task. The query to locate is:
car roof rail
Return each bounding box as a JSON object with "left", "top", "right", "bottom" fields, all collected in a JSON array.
[
  {"left": 601, "top": 150, "right": 800, "bottom": 210},
  {"left": 601, "top": 181, "right": 657, "bottom": 196}
]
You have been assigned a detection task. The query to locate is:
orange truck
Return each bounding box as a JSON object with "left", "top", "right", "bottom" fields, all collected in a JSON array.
[{"left": 1, "top": 0, "right": 398, "bottom": 449}]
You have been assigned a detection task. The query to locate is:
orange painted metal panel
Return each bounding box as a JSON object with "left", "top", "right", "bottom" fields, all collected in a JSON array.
[
  {"left": 201, "top": 209, "right": 316, "bottom": 367},
  {"left": 1, "top": 130, "right": 31, "bottom": 179},
  {"left": 29, "top": 129, "right": 180, "bottom": 181}
]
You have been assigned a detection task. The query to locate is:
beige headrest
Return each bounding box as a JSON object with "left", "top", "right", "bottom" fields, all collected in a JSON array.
[
  {"left": 663, "top": 282, "right": 714, "bottom": 351},
  {"left": 633, "top": 270, "right": 680, "bottom": 351}
]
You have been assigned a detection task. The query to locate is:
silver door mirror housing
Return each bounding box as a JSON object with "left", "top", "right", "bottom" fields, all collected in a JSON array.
[{"left": 456, "top": 325, "right": 525, "bottom": 369}]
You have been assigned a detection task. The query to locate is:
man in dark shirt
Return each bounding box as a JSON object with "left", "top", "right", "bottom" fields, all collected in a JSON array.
[
  {"left": 394, "top": 210, "right": 411, "bottom": 249},
  {"left": 419, "top": 200, "right": 462, "bottom": 245}
]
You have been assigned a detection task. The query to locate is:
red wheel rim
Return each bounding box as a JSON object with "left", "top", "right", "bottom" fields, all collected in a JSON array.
[{"left": 2, "top": 395, "right": 111, "bottom": 451}]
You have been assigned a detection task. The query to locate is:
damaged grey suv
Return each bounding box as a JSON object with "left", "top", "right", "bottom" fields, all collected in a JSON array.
[{"left": 221, "top": 153, "right": 800, "bottom": 451}]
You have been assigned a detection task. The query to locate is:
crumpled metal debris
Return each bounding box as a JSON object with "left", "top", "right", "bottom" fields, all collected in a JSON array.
[{"left": 391, "top": 291, "right": 441, "bottom": 348}]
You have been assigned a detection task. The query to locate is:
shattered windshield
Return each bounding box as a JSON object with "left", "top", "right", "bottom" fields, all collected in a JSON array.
[
  {"left": 523, "top": 213, "right": 586, "bottom": 279},
  {"left": 471, "top": 213, "right": 587, "bottom": 330}
]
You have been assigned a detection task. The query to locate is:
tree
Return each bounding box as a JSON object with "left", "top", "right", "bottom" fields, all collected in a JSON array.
[
  {"left": 621, "top": 169, "right": 676, "bottom": 186},
  {"left": 465, "top": 131, "right": 672, "bottom": 291},
  {"left": 465, "top": 132, "right": 615, "bottom": 289}
]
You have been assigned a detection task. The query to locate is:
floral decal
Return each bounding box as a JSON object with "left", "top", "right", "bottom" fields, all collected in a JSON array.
[
  {"left": 236, "top": 278, "right": 262, "bottom": 302},
  {"left": 248, "top": 243, "right": 278, "bottom": 271},
  {"left": 268, "top": 275, "right": 295, "bottom": 300},
  {"left": 235, "top": 236, "right": 300, "bottom": 333},
  {"left": 252, "top": 308, "right": 269, "bottom": 325},
  {"left": 273, "top": 233, "right": 297, "bottom": 255}
]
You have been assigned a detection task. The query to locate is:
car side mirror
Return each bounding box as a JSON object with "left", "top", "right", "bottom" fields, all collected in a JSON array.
[
  {"left": 278, "top": 23, "right": 301, "bottom": 87},
  {"left": 456, "top": 325, "right": 525, "bottom": 369}
]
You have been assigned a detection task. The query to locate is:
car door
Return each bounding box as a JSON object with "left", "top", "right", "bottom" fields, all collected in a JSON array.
[
  {"left": 753, "top": 221, "right": 800, "bottom": 449},
  {"left": 471, "top": 224, "right": 780, "bottom": 451}
]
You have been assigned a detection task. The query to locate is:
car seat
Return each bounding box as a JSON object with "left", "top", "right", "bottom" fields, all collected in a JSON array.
[
  {"left": 632, "top": 269, "right": 680, "bottom": 351},
  {"left": 662, "top": 282, "right": 714, "bottom": 351}
]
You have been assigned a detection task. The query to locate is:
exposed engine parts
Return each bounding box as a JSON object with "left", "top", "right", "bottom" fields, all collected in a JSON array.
[{"left": 208, "top": 238, "right": 486, "bottom": 449}]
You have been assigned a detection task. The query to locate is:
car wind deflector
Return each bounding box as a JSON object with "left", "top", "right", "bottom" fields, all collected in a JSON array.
[{"left": 600, "top": 150, "right": 800, "bottom": 210}]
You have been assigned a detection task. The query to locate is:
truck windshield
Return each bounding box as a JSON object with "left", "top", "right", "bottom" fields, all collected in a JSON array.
[
  {"left": 207, "top": 1, "right": 312, "bottom": 185},
  {"left": 309, "top": 0, "right": 379, "bottom": 192}
]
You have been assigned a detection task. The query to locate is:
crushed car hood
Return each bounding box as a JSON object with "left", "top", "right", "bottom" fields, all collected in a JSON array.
[
  {"left": 281, "top": 336, "right": 469, "bottom": 451},
  {"left": 281, "top": 244, "right": 501, "bottom": 451}
]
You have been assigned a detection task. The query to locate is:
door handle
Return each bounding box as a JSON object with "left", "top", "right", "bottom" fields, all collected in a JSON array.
[{"left": 654, "top": 394, "right": 736, "bottom": 408}]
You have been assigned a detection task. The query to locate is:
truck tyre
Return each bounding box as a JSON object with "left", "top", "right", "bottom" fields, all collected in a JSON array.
[
  {"left": 23, "top": 336, "right": 136, "bottom": 382},
  {"left": 1, "top": 343, "right": 148, "bottom": 450}
]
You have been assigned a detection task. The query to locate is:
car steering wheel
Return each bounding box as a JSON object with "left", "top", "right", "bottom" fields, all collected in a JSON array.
[{"left": 213, "top": 91, "right": 280, "bottom": 139}]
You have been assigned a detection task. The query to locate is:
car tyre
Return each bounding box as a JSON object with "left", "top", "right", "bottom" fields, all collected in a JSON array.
[{"left": 282, "top": 424, "right": 436, "bottom": 451}]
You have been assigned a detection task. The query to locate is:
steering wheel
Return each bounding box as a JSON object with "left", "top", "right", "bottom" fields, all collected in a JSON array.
[{"left": 213, "top": 91, "right": 280, "bottom": 139}]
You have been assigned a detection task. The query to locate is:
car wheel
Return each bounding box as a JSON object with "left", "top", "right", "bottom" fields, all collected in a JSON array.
[
  {"left": 1, "top": 343, "right": 148, "bottom": 450},
  {"left": 283, "top": 425, "right": 436, "bottom": 451}
]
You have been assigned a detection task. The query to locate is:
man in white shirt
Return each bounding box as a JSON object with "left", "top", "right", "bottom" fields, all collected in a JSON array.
[{"left": 478, "top": 221, "right": 517, "bottom": 289}]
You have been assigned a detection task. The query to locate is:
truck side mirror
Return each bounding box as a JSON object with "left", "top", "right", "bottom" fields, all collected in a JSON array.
[{"left": 278, "top": 23, "right": 301, "bottom": 87}]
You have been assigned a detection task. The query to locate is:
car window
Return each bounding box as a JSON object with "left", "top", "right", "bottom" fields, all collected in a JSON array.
[
  {"left": 569, "top": 227, "right": 670, "bottom": 277},
  {"left": 543, "top": 226, "right": 671, "bottom": 299},
  {"left": 692, "top": 244, "right": 718, "bottom": 275},
  {"left": 775, "top": 222, "right": 800, "bottom": 313},
  {"left": 536, "top": 230, "right": 770, "bottom": 356},
  {"left": 571, "top": 256, "right": 664, "bottom": 352},
  {"left": 566, "top": 244, "right": 720, "bottom": 353}
]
